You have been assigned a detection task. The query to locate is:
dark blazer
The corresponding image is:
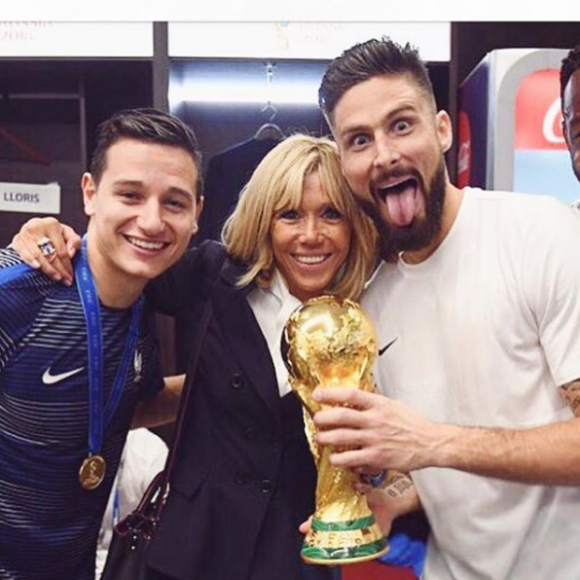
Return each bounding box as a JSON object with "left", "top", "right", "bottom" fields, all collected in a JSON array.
[{"left": 145, "top": 242, "right": 334, "bottom": 580}]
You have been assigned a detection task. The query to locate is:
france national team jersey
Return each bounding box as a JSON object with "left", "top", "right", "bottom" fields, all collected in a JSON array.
[{"left": 0, "top": 248, "right": 164, "bottom": 580}]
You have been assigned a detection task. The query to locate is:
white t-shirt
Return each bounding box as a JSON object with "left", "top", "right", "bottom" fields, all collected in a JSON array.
[{"left": 362, "top": 188, "right": 580, "bottom": 580}]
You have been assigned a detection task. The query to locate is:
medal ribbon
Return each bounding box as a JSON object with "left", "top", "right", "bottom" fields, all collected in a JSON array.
[{"left": 75, "top": 236, "right": 143, "bottom": 459}]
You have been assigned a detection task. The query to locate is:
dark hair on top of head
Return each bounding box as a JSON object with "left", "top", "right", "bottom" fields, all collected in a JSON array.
[
  {"left": 89, "top": 108, "right": 203, "bottom": 197},
  {"left": 319, "top": 36, "right": 435, "bottom": 123},
  {"left": 560, "top": 43, "right": 580, "bottom": 109}
]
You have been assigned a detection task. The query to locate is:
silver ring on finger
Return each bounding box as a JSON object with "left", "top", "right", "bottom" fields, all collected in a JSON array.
[{"left": 37, "top": 236, "right": 56, "bottom": 258}]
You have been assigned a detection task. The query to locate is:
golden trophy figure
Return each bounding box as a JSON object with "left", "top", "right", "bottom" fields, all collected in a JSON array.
[{"left": 281, "top": 295, "right": 389, "bottom": 565}]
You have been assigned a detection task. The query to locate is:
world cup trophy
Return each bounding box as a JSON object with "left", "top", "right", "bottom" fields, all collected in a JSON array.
[{"left": 281, "top": 295, "right": 389, "bottom": 565}]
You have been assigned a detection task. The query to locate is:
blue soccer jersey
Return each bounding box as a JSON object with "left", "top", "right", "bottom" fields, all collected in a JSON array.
[{"left": 0, "top": 249, "right": 164, "bottom": 580}]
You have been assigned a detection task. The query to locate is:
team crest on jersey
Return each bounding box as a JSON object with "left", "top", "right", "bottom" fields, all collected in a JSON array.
[{"left": 134, "top": 349, "right": 143, "bottom": 383}]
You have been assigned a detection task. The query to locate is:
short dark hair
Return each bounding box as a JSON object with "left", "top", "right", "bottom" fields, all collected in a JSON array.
[
  {"left": 319, "top": 37, "right": 435, "bottom": 124},
  {"left": 560, "top": 44, "right": 580, "bottom": 109},
  {"left": 89, "top": 108, "right": 203, "bottom": 198}
]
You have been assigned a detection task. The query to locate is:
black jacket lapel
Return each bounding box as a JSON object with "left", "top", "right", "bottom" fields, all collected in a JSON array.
[{"left": 211, "top": 259, "right": 281, "bottom": 422}]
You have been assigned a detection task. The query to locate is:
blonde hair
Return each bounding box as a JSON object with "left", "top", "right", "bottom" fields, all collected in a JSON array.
[{"left": 222, "top": 134, "right": 378, "bottom": 300}]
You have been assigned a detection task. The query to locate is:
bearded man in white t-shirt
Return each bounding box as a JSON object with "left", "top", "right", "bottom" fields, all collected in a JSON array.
[{"left": 311, "top": 37, "right": 580, "bottom": 580}]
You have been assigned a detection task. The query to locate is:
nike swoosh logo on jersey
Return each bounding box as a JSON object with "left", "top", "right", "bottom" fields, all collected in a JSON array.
[
  {"left": 378, "top": 338, "right": 398, "bottom": 356},
  {"left": 42, "top": 366, "right": 84, "bottom": 385}
]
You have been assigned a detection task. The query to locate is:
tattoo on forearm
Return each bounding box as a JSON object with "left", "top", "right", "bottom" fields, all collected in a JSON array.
[
  {"left": 560, "top": 379, "right": 580, "bottom": 417},
  {"left": 383, "top": 471, "right": 414, "bottom": 498}
]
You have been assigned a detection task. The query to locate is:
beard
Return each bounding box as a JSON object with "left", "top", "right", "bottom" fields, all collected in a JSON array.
[{"left": 356, "top": 158, "right": 447, "bottom": 260}]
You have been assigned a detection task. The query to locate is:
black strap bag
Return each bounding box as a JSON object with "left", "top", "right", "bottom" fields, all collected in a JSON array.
[{"left": 100, "top": 300, "right": 212, "bottom": 580}]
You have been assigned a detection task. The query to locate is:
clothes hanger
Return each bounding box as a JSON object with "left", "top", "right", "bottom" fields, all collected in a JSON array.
[
  {"left": 254, "top": 122, "right": 284, "bottom": 141},
  {"left": 254, "top": 103, "right": 284, "bottom": 140},
  {"left": 254, "top": 63, "right": 284, "bottom": 141}
]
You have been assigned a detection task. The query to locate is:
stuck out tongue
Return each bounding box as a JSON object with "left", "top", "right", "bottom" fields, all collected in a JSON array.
[{"left": 385, "top": 183, "right": 418, "bottom": 227}]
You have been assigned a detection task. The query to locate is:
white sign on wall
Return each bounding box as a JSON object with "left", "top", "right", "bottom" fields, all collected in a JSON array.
[
  {"left": 0, "top": 182, "right": 61, "bottom": 214},
  {"left": 169, "top": 22, "right": 450, "bottom": 62},
  {"left": 0, "top": 22, "right": 153, "bottom": 57}
]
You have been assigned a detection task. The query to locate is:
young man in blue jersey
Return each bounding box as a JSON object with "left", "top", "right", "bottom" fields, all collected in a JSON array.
[{"left": 0, "top": 108, "right": 202, "bottom": 580}]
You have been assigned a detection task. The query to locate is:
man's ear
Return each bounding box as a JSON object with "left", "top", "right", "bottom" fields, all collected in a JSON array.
[
  {"left": 81, "top": 173, "right": 97, "bottom": 218},
  {"left": 191, "top": 195, "right": 204, "bottom": 235},
  {"left": 562, "top": 117, "right": 571, "bottom": 149},
  {"left": 436, "top": 110, "right": 453, "bottom": 153},
  {"left": 196, "top": 195, "right": 205, "bottom": 222}
]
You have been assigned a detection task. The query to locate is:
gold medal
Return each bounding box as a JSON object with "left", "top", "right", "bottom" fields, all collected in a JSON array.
[{"left": 79, "top": 454, "right": 106, "bottom": 490}]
